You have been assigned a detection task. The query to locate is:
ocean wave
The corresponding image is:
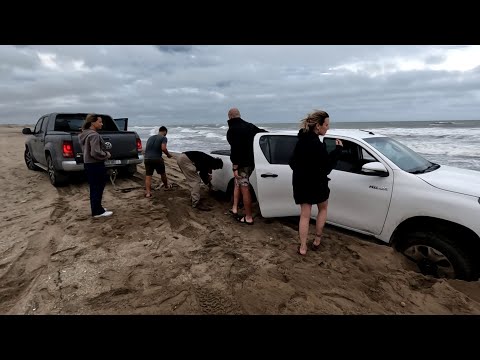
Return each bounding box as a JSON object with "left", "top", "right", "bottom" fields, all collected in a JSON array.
[
  {"left": 205, "top": 132, "right": 225, "bottom": 139},
  {"left": 429, "top": 121, "right": 456, "bottom": 125},
  {"left": 135, "top": 122, "right": 480, "bottom": 171},
  {"left": 179, "top": 128, "right": 199, "bottom": 133}
]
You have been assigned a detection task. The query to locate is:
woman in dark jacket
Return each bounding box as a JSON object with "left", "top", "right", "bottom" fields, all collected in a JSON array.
[{"left": 289, "top": 110, "right": 343, "bottom": 256}]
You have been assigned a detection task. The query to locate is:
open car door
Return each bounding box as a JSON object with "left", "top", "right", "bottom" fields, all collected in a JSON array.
[
  {"left": 114, "top": 118, "right": 128, "bottom": 131},
  {"left": 253, "top": 133, "right": 300, "bottom": 217}
]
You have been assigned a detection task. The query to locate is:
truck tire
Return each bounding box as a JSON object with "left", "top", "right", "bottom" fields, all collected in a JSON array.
[
  {"left": 396, "top": 231, "right": 475, "bottom": 280},
  {"left": 46, "top": 154, "right": 69, "bottom": 187},
  {"left": 116, "top": 164, "right": 137, "bottom": 178},
  {"left": 24, "top": 147, "right": 40, "bottom": 171},
  {"left": 124, "top": 164, "right": 137, "bottom": 176}
]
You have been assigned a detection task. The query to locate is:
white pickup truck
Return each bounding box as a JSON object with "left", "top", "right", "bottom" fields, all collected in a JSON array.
[{"left": 211, "top": 130, "right": 480, "bottom": 281}]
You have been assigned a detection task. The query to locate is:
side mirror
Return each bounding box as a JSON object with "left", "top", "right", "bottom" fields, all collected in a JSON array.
[
  {"left": 22, "top": 128, "right": 33, "bottom": 135},
  {"left": 362, "top": 161, "right": 389, "bottom": 177}
]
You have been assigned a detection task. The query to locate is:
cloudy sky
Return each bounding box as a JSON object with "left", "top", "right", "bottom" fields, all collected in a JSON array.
[{"left": 2, "top": 45, "right": 480, "bottom": 125}]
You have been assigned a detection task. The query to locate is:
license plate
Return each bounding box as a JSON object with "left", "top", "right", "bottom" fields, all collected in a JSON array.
[{"left": 105, "top": 159, "right": 121, "bottom": 165}]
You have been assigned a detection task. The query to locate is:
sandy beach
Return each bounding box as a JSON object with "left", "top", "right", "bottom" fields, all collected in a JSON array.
[{"left": 1, "top": 124, "right": 479, "bottom": 314}]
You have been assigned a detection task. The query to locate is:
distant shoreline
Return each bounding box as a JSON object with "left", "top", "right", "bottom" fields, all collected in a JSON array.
[
  {"left": 0, "top": 124, "right": 33, "bottom": 128},
  {"left": 2, "top": 119, "right": 480, "bottom": 128}
]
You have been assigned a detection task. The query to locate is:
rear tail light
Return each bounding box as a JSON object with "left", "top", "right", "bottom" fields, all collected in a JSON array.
[
  {"left": 63, "top": 141, "right": 74, "bottom": 158},
  {"left": 136, "top": 138, "right": 142, "bottom": 151}
]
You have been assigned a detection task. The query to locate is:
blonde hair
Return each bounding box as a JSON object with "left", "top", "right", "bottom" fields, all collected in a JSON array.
[
  {"left": 300, "top": 110, "right": 329, "bottom": 132},
  {"left": 82, "top": 113, "right": 99, "bottom": 130}
]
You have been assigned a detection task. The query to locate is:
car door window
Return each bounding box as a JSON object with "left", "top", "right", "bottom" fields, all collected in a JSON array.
[
  {"left": 41, "top": 116, "right": 49, "bottom": 133},
  {"left": 324, "top": 138, "right": 378, "bottom": 174},
  {"left": 259, "top": 135, "right": 298, "bottom": 164},
  {"left": 34, "top": 117, "right": 45, "bottom": 134},
  {"left": 361, "top": 148, "right": 376, "bottom": 162}
]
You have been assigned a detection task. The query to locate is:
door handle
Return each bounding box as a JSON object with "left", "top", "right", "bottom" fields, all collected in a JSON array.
[{"left": 261, "top": 173, "right": 278, "bottom": 178}]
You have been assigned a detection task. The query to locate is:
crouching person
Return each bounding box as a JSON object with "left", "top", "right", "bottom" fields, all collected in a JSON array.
[{"left": 176, "top": 151, "right": 223, "bottom": 208}]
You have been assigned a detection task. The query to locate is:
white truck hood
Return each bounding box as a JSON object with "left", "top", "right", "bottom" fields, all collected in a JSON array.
[{"left": 417, "top": 165, "right": 480, "bottom": 197}]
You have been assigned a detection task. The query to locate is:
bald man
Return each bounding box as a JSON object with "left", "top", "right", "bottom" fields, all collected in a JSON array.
[{"left": 226, "top": 108, "right": 267, "bottom": 225}]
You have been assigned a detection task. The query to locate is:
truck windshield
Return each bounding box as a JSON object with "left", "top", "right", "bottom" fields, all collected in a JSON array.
[{"left": 364, "top": 137, "right": 438, "bottom": 174}]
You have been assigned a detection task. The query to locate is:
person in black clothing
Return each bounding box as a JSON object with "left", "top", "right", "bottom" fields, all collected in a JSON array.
[
  {"left": 226, "top": 108, "right": 267, "bottom": 225},
  {"left": 289, "top": 110, "right": 343, "bottom": 255},
  {"left": 176, "top": 151, "right": 223, "bottom": 208}
]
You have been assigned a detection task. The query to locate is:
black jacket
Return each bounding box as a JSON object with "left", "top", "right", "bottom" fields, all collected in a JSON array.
[
  {"left": 289, "top": 130, "right": 342, "bottom": 181},
  {"left": 226, "top": 117, "right": 267, "bottom": 168},
  {"left": 185, "top": 151, "right": 220, "bottom": 185}
]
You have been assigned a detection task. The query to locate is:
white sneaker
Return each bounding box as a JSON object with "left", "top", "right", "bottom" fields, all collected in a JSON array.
[{"left": 94, "top": 210, "right": 113, "bottom": 218}]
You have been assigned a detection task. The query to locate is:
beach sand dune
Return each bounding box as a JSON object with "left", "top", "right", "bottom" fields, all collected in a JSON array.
[{"left": 1, "top": 125, "right": 479, "bottom": 314}]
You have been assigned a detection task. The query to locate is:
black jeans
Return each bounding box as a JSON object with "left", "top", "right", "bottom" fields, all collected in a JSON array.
[{"left": 84, "top": 162, "right": 107, "bottom": 216}]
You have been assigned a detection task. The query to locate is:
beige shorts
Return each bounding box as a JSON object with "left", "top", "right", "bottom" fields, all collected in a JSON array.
[{"left": 234, "top": 166, "right": 253, "bottom": 187}]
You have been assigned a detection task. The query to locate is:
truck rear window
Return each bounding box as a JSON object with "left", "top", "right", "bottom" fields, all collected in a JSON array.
[
  {"left": 54, "top": 114, "right": 118, "bottom": 132},
  {"left": 55, "top": 118, "right": 84, "bottom": 132}
]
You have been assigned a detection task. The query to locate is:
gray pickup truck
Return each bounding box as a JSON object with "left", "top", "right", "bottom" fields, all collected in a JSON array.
[{"left": 22, "top": 113, "right": 144, "bottom": 187}]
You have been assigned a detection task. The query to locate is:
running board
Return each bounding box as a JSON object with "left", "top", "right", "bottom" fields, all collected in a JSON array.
[{"left": 34, "top": 162, "right": 48, "bottom": 171}]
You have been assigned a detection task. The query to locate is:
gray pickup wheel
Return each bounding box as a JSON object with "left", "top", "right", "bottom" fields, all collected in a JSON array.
[
  {"left": 397, "top": 231, "right": 475, "bottom": 280},
  {"left": 116, "top": 164, "right": 137, "bottom": 178},
  {"left": 46, "top": 154, "right": 69, "bottom": 187},
  {"left": 24, "top": 147, "right": 40, "bottom": 171},
  {"left": 125, "top": 164, "right": 137, "bottom": 176}
]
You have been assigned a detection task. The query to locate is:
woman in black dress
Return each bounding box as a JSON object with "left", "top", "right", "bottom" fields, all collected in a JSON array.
[{"left": 289, "top": 110, "right": 343, "bottom": 256}]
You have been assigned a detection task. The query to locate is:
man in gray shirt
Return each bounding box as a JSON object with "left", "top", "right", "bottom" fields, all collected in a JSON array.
[{"left": 144, "top": 126, "right": 173, "bottom": 198}]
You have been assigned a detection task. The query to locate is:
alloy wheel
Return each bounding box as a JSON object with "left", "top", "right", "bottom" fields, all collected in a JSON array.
[{"left": 404, "top": 244, "right": 455, "bottom": 279}]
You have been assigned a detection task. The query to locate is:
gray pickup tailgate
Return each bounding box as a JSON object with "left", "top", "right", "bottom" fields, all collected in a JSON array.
[
  {"left": 73, "top": 131, "right": 139, "bottom": 163},
  {"left": 100, "top": 132, "right": 139, "bottom": 159}
]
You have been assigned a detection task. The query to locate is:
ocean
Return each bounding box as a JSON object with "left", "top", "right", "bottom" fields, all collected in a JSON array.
[{"left": 132, "top": 120, "right": 480, "bottom": 172}]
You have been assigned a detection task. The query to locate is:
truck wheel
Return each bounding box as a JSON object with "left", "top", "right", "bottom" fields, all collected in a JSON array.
[
  {"left": 125, "top": 164, "right": 137, "bottom": 176},
  {"left": 117, "top": 164, "right": 137, "bottom": 178},
  {"left": 396, "top": 231, "right": 475, "bottom": 280},
  {"left": 24, "top": 147, "right": 40, "bottom": 171},
  {"left": 128, "top": 164, "right": 137, "bottom": 175},
  {"left": 46, "top": 154, "right": 69, "bottom": 187}
]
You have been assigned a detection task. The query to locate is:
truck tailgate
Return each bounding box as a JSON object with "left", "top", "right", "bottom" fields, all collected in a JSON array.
[
  {"left": 73, "top": 131, "right": 139, "bottom": 162},
  {"left": 100, "top": 132, "right": 139, "bottom": 159}
]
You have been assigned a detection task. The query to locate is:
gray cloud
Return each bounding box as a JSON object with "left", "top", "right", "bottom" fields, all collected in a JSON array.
[
  {"left": 1, "top": 45, "right": 479, "bottom": 125},
  {"left": 155, "top": 45, "right": 194, "bottom": 53},
  {"left": 425, "top": 54, "right": 446, "bottom": 65}
]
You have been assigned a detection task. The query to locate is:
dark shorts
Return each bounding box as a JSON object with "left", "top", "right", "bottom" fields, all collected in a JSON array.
[{"left": 145, "top": 158, "right": 165, "bottom": 176}]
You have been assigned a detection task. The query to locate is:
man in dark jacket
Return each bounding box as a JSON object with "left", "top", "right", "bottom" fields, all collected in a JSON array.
[
  {"left": 177, "top": 151, "right": 223, "bottom": 208},
  {"left": 226, "top": 108, "right": 267, "bottom": 225}
]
